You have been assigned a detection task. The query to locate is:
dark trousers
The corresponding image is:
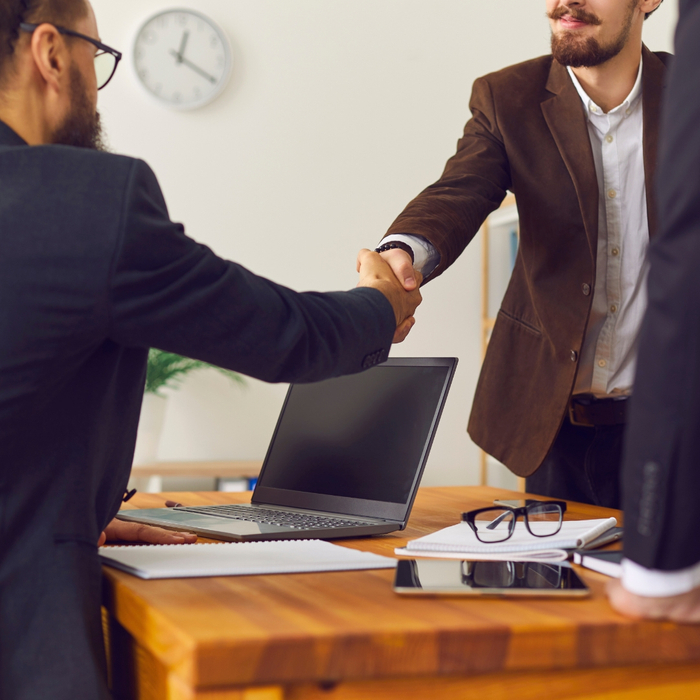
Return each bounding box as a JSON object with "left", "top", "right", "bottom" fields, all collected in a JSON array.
[{"left": 525, "top": 417, "right": 625, "bottom": 509}]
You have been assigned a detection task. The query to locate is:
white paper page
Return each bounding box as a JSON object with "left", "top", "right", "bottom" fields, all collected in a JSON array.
[
  {"left": 400, "top": 518, "right": 617, "bottom": 554},
  {"left": 100, "top": 539, "right": 396, "bottom": 579}
]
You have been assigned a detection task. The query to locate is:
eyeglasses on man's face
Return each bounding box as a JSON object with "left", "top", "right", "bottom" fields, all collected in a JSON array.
[
  {"left": 461, "top": 500, "right": 568, "bottom": 543},
  {"left": 20, "top": 22, "right": 122, "bottom": 90}
]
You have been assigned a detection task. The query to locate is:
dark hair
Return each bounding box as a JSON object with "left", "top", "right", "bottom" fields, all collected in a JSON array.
[
  {"left": 645, "top": 0, "right": 664, "bottom": 20},
  {"left": 0, "top": 0, "right": 87, "bottom": 75}
]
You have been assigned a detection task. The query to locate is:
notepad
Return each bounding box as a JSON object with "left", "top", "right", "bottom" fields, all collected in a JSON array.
[
  {"left": 100, "top": 539, "right": 396, "bottom": 579},
  {"left": 394, "top": 518, "right": 618, "bottom": 563}
]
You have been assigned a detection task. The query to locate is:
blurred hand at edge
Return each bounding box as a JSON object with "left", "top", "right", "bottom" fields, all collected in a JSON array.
[
  {"left": 356, "top": 249, "right": 422, "bottom": 343},
  {"left": 98, "top": 518, "right": 198, "bottom": 547},
  {"left": 607, "top": 578, "right": 700, "bottom": 623}
]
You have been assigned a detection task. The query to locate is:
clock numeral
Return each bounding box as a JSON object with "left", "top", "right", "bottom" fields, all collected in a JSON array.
[
  {"left": 210, "top": 35, "right": 219, "bottom": 48},
  {"left": 178, "top": 14, "right": 187, "bottom": 26},
  {"left": 217, "top": 55, "right": 224, "bottom": 67},
  {"left": 173, "top": 92, "right": 181, "bottom": 103},
  {"left": 139, "top": 69, "right": 148, "bottom": 80},
  {"left": 193, "top": 87, "right": 201, "bottom": 98}
]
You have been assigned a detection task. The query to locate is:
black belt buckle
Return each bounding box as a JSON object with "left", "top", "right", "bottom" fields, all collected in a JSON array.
[{"left": 569, "top": 393, "right": 629, "bottom": 427}]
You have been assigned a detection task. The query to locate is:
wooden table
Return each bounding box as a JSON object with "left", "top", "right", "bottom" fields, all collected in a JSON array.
[{"left": 103, "top": 487, "right": 700, "bottom": 700}]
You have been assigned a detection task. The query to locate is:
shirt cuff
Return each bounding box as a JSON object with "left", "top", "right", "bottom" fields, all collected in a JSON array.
[
  {"left": 622, "top": 557, "right": 700, "bottom": 597},
  {"left": 380, "top": 234, "right": 441, "bottom": 278}
]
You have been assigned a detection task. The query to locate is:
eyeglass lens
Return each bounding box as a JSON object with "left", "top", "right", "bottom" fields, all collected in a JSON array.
[
  {"left": 472, "top": 508, "right": 515, "bottom": 542},
  {"left": 94, "top": 52, "right": 117, "bottom": 89},
  {"left": 526, "top": 502, "right": 563, "bottom": 536}
]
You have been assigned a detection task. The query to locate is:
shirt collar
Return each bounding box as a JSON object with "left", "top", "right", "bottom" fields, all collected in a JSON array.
[
  {"left": 567, "top": 56, "right": 643, "bottom": 117},
  {"left": 0, "top": 120, "right": 28, "bottom": 147}
]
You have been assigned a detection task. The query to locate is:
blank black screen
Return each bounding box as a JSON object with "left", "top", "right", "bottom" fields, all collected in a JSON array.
[{"left": 258, "top": 365, "right": 449, "bottom": 504}]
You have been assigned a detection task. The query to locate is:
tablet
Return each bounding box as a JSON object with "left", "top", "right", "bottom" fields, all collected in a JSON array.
[{"left": 393, "top": 559, "right": 590, "bottom": 597}]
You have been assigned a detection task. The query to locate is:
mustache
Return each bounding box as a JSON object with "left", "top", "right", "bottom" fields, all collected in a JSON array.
[{"left": 547, "top": 6, "right": 602, "bottom": 26}]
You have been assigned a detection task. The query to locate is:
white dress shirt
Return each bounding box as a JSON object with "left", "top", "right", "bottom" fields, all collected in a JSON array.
[
  {"left": 568, "top": 62, "right": 649, "bottom": 397},
  {"left": 380, "top": 57, "right": 700, "bottom": 596}
]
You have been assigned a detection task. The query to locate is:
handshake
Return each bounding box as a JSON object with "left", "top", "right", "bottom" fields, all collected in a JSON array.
[{"left": 356, "top": 247, "right": 422, "bottom": 344}]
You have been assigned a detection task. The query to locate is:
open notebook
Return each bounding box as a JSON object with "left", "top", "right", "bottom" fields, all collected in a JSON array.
[
  {"left": 394, "top": 518, "right": 618, "bottom": 562},
  {"left": 100, "top": 539, "right": 396, "bottom": 579}
]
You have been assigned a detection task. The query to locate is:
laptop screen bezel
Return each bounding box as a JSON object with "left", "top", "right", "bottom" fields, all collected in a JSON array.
[{"left": 251, "top": 357, "right": 457, "bottom": 524}]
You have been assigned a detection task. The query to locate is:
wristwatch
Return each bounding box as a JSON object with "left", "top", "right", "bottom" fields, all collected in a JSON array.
[{"left": 374, "top": 241, "right": 415, "bottom": 263}]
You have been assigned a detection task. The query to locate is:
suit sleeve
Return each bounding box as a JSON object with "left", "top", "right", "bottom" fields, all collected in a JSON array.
[
  {"left": 622, "top": 0, "right": 700, "bottom": 570},
  {"left": 383, "top": 76, "right": 511, "bottom": 281},
  {"left": 107, "top": 160, "right": 395, "bottom": 384}
]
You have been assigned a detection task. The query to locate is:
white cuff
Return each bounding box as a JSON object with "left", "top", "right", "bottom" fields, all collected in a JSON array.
[
  {"left": 380, "top": 234, "right": 440, "bottom": 277},
  {"left": 622, "top": 557, "right": 700, "bottom": 597}
]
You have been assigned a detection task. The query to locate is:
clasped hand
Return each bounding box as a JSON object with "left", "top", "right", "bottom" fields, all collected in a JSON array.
[{"left": 356, "top": 248, "right": 422, "bottom": 343}]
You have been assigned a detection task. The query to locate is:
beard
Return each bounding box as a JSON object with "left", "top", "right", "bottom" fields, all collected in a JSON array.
[
  {"left": 549, "top": 2, "right": 636, "bottom": 68},
  {"left": 51, "top": 65, "right": 107, "bottom": 151}
]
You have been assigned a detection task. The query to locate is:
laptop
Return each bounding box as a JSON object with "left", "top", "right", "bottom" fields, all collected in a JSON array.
[{"left": 118, "top": 357, "right": 457, "bottom": 541}]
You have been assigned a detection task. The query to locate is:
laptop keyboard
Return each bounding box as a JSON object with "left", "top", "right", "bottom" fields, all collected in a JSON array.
[{"left": 176, "top": 504, "right": 378, "bottom": 530}]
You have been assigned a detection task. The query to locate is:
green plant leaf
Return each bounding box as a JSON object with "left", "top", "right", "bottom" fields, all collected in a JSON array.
[{"left": 145, "top": 349, "right": 245, "bottom": 396}]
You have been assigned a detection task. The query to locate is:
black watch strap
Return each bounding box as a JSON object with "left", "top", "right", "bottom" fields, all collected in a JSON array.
[{"left": 374, "top": 241, "right": 415, "bottom": 264}]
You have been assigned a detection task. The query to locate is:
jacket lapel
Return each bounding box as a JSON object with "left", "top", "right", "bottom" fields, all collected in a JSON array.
[
  {"left": 641, "top": 45, "right": 667, "bottom": 240},
  {"left": 541, "top": 60, "right": 599, "bottom": 263}
]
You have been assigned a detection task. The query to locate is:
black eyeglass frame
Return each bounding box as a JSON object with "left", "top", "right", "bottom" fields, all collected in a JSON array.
[
  {"left": 19, "top": 22, "right": 122, "bottom": 90},
  {"left": 461, "top": 500, "right": 568, "bottom": 543}
]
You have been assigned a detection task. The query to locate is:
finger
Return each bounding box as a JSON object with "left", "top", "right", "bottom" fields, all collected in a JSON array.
[
  {"left": 135, "top": 523, "right": 197, "bottom": 545},
  {"left": 97, "top": 531, "right": 107, "bottom": 547},
  {"left": 380, "top": 249, "right": 417, "bottom": 290},
  {"left": 392, "top": 317, "right": 415, "bottom": 344},
  {"left": 356, "top": 248, "right": 373, "bottom": 274}
]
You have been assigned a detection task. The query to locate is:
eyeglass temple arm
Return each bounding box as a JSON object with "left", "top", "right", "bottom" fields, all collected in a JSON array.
[{"left": 486, "top": 510, "right": 511, "bottom": 530}]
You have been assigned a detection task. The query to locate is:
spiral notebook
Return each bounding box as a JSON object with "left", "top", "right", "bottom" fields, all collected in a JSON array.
[
  {"left": 100, "top": 539, "right": 396, "bottom": 579},
  {"left": 394, "top": 518, "right": 618, "bottom": 562}
]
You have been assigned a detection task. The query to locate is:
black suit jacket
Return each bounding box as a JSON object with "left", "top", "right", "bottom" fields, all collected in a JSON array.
[
  {"left": 0, "top": 121, "right": 394, "bottom": 699},
  {"left": 622, "top": 0, "right": 700, "bottom": 571}
]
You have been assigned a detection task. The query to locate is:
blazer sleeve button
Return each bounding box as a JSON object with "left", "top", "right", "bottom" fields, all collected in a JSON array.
[
  {"left": 582, "top": 283, "right": 591, "bottom": 296},
  {"left": 570, "top": 350, "right": 578, "bottom": 362}
]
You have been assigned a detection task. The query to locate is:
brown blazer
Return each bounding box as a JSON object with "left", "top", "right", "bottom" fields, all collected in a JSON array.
[{"left": 385, "top": 46, "right": 671, "bottom": 477}]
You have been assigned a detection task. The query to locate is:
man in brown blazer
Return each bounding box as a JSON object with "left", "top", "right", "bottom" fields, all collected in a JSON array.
[{"left": 376, "top": 0, "right": 667, "bottom": 508}]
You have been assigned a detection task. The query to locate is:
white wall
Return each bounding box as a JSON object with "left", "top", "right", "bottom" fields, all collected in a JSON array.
[{"left": 92, "top": 0, "right": 678, "bottom": 487}]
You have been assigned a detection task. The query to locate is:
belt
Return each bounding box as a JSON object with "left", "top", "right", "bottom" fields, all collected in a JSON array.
[{"left": 568, "top": 393, "right": 629, "bottom": 427}]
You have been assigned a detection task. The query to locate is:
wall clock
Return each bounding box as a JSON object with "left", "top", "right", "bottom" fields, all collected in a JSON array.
[{"left": 133, "top": 8, "right": 232, "bottom": 110}]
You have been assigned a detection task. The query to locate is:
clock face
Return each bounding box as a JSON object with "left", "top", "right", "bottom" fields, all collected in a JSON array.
[{"left": 133, "top": 9, "right": 232, "bottom": 110}]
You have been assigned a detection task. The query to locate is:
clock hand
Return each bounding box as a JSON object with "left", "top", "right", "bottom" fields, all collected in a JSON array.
[
  {"left": 168, "top": 50, "right": 217, "bottom": 84},
  {"left": 175, "top": 30, "right": 190, "bottom": 62}
]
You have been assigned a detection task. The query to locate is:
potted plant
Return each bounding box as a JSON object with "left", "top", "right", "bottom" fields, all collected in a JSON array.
[{"left": 132, "top": 349, "right": 244, "bottom": 465}]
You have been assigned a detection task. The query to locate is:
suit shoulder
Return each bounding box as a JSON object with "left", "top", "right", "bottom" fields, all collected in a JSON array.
[
  {"left": 652, "top": 50, "right": 673, "bottom": 68},
  {"left": 476, "top": 55, "right": 554, "bottom": 91}
]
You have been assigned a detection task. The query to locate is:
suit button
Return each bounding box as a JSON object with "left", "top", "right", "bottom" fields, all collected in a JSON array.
[
  {"left": 570, "top": 350, "right": 578, "bottom": 362},
  {"left": 582, "top": 283, "right": 591, "bottom": 296}
]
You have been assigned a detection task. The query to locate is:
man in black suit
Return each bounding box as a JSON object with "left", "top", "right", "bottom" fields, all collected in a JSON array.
[
  {"left": 607, "top": 0, "right": 700, "bottom": 620},
  {"left": 0, "top": 1, "right": 421, "bottom": 697}
]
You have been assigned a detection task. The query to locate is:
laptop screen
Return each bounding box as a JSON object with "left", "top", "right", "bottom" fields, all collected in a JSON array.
[{"left": 253, "top": 358, "right": 456, "bottom": 521}]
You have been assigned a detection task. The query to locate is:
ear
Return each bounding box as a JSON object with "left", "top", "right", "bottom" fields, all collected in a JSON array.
[
  {"left": 29, "top": 24, "right": 70, "bottom": 93},
  {"left": 639, "top": 0, "right": 663, "bottom": 16}
]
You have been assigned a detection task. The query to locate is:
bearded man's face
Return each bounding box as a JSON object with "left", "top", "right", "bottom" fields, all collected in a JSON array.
[{"left": 547, "top": 0, "right": 639, "bottom": 68}]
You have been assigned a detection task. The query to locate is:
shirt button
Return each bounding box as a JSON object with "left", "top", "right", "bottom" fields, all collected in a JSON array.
[
  {"left": 570, "top": 350, "right": 578, "bottom": 362},
  {"left": 589, "top": 104, "right": 598, "bottom": 113},
  {"left": 610, "top": 305, "right": 618, "bottom": 313},
  {"left": 608, "top": 189, "right": 617, "bottom": 199},
  {"left": 582, "top": 283, "right": 591, "bottom": 296},
  {"left": 598, "top": 359, "right": 607, "bottom": 368},
  {"left": 612, "top": 247, "right": 620, "bottom": 256},
  {"left": 606, "top": 134, "right": 614, "bottom": 144}
]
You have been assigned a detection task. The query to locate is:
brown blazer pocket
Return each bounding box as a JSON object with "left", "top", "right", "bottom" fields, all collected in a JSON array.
[{"left": 497, "top": 309, "right": 542, "bottom": 337}]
